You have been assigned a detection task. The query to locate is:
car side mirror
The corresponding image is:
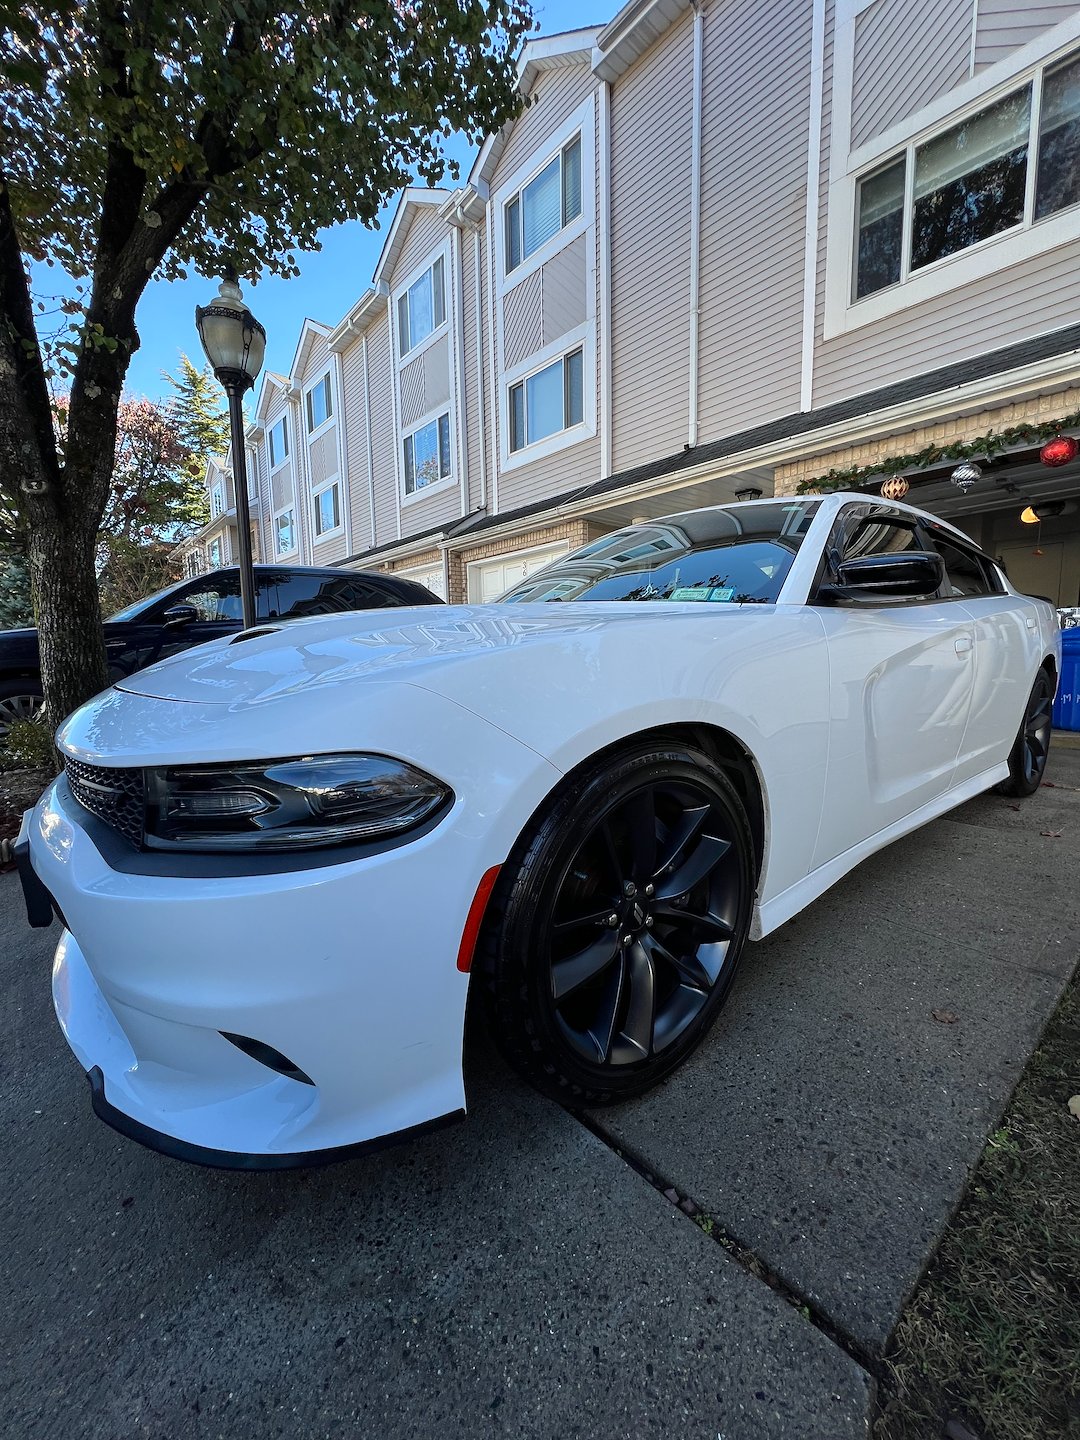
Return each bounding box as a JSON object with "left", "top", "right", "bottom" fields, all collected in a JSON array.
[
  {"left": 823, "top": 550, "right": 944, "bottom": 601},
  {"left": 162, "top": 603, "right": 199, "bottom": 627}
]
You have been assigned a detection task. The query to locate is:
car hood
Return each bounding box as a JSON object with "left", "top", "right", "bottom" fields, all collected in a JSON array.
[{"left": 113, "top": 601, "right": 761, "bottom": 705}]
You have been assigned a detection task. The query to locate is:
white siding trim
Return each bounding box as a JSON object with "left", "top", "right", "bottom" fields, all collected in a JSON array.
[
  {"left": 473, "top": 226, "right": 489, "bottom": 509},
  {"left": 486, "top": 204, "right": 500, "bottom": 515},
  {"left": 451, "top": 225, "right": 469, "bottom": 517},
  {"left": 799, "top": 0, "right": 827, "bottom": 412},
  {"left": 361, "top": 332, "right": 377, "bottom": 545},
  {"left": 598, "top": 77, "right": 613, "bottom": 477},
  {"left": 331, "top": 351, "right": 350, "bottom": 550},
  {"left": 687, "top": 3, "right": 703, "bottom": 447}
]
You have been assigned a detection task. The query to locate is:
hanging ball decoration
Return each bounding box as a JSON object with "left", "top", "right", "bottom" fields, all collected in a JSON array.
[
  {"left": 1039, "top": 434, "right": 1078, "bottom": 468},
  {"left": 880, "top": 476, "right": 910, "bottom": 501},
  {"left": 950, "top": 460, "right": 983, "bottom": 491}
]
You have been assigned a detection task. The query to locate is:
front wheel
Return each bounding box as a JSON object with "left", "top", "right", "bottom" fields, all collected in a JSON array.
[
  {"left": 995, "top": 668, "right": 1053, "bottom": 798},
  {"left": 0, "top": 678, "right": 44, "bottom": 742},
  {"left": 482, "top": 743, "right": 756, "bottom": 1105}
]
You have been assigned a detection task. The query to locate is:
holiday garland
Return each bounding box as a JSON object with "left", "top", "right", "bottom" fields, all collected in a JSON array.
[{"left": 794, "top": 409, "right": 1080, "bottom": 495}]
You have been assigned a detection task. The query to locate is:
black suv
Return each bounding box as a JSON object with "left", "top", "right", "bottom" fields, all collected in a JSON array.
[{"left": 0, "top": 564, "right": 442, "bottom": 736}]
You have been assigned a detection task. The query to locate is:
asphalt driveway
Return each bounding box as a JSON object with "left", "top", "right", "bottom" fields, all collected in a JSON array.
[{"left": 4, "top": 751, "right": 1079, "bottom": 1438}]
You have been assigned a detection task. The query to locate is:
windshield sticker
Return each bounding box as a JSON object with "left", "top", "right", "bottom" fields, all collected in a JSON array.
[{"left": 669, "top": 585, "right": 737, "bottom": 603}]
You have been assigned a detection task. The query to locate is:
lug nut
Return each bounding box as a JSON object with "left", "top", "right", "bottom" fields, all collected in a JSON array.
[
  {"left": 607, "top": 913, "right": 619, "bottom": 928},
  {"left": 644, "top": 883, "right": 655, "bottom": 898},
  {"left": 644, "top": 916, "right": 653, "bottom": 928},
  {"left": 623, "top": 881, "right": 637, "bottom": 897},
  {"left": 621, "top": 934, "right": 632, "bottom": 947}
]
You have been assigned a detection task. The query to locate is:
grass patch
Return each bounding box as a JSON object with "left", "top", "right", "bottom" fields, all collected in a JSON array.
[{"left": 874, "top": 970, "right": 1080, "bottom": 1440}]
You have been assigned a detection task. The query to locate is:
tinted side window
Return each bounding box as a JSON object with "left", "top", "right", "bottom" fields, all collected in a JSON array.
[
  {"left": 843, "top": 517, "right": 921, "bottom": 559},
  {"left": 273, "top": 574, "right": 378, "bottom": 618},
  {"left": 932, "top": 539, "right": 993, "bottom": 598},
  {"left": 176, "top": 579, "right": 243, "bottom": 623}
]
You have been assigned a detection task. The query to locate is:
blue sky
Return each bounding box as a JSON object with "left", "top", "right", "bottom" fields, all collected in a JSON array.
[{"left": 86, "top": 0, "right": 616, "bottom": 402}]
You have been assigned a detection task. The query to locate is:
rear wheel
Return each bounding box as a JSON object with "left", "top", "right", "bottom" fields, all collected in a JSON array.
[
  {"left": 483, "top": 742, "right": 755, "bottom": 1105},
  {"left": 995, "top": 668, "right": 1053, "bottom": 798},
  {"left": 0, "top": 679, "right": 44, "bottom": 742}
]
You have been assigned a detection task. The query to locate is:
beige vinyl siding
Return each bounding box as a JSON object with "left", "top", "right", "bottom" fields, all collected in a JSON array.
[
  {"left": 542, "top": 232, "right": 588, "bottom": 346},
  {"left": 307, "top": 426, "right": 337, "bottom": 488},
  {"left": 366, "top": 317, "right": 398, "bottom": 546},
  {"left": 696, "top": 0, "right": 812, "bottom": 440},
  {"left": 390, "top": 202, "right": 448, "bottom": 286},
  {"left": 814, "top": 236, "right": 1080, "bottom": 404},
  {"left": 850, "top": 0, "right": 971, "bottom": 150},
  {"left": 504, "top": 270, "right": 544, "bottom": 369},
  {"left": 312, "top": 522, "right": 347, "bottom": 564},
  {"left": 610, "top": 10, "right": 694, "bottom": 472},
  {"left": 974, "top": 0, "right": 1078, "bottom": 71},
  {"left": 493, "top": 63, "right": 598, "bottom": 187},
  {"left": 340, "top": 332, "right": 373, "bottom": 553},
  {"left": 497, "top": 433, "right": 600, "bottom": 514},
  {"left": 814, "top": 0, "right": 837, "bottom": 364}
]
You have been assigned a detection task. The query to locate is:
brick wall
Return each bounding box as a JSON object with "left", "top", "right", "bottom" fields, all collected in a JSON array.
[{"left": 774, "top": 388, "right": 1080, "bottom": 496}]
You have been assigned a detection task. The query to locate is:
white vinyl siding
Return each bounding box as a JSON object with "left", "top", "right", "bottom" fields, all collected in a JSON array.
[
  {"left": 974, "top": 0, "right": 1079, "bottom": 73},
  {"left": 850, "top": 0, "right": 971, "bottom": 151}
]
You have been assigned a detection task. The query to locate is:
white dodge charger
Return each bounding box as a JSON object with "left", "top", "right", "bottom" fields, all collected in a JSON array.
[{"left": 17, "top": 495, "right": 1060, "bottom": 1168}]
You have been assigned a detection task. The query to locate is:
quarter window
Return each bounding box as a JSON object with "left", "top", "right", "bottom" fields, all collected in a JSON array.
[
  {"left": 509, "top": 348, "right": 584, "bottom": 452},
  {"left": 305, "top": 374, "right": 333, "bottom": 433},
  {"left": 397, "top": 258, "right": 446, "bottom": 356},
  {"left": 506, "top": 136, "right": 583, "bottom": 272},
  {"left": 268, "top": 416, "right": 289, "bottom": 468},
  {"left": 932, "top": 538, "right": 995, "bottom": 597},
  {"left": 403, "top": 413, "right": 452, "bottom": 495},
  {"left": 854, "top": 50, "right": 1080, "bottom": 299},
  {"left": 313, "top": 482, "right": 341, "bottom": 537}
]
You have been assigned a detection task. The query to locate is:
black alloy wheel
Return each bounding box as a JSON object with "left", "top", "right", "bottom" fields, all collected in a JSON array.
[
  {"left": 996, "top": 668, "right": 1054, "bottom": 799},
  {"left": 483, "top": 742, "right": 755, "bottom": 1104}
]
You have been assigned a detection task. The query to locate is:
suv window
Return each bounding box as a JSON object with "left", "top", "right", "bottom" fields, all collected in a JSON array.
[
  {"left": 268, "top": 573, "right": 385, "bottom": 618},
  {"left": 140, "top": 574, "right": 244, "bottom": 623},
  {"left": 930, "top": 537, "right": 995, "bottom": 597}
]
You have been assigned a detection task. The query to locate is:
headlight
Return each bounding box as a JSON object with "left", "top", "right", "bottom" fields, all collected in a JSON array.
[{"left": 144, "top": 754, "right": 452, "bottom": 852}]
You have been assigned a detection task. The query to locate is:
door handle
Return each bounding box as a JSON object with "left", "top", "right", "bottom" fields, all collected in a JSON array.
[
  {"left": 954, "top": 636, "right": 972, "bottom": 657},
  {"left": 1025, "top": 616, "right": 1037, "bottom": 631}
]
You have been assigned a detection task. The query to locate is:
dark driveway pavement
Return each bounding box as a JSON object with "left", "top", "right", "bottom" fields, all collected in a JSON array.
[{"left": 4, "top": 751, "right": 1079, "bottom": 1437}]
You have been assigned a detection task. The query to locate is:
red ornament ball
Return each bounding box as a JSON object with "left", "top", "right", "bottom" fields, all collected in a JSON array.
[{"left": 1040, "top": 435, "right": 1078, "bottom": 467}]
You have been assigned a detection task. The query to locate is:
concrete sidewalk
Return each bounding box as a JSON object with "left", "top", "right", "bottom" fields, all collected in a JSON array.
[
  {"left": 2, "top": 884, "right": 868, "bottom": 1438},
  {"left": 589, "top": 750, "right": 1080, "bottom": 1355}
]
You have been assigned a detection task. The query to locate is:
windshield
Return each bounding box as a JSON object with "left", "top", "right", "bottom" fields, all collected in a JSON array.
[{"left": 499, "top": 501, "right": 819, "bottom": 604}]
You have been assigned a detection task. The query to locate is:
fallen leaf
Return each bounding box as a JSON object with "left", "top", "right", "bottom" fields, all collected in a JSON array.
[
  {"left": 932, "top": 1010, "right": 959, "bottom": 1024},
  {"left": 1009, "top": 804, "right": 1021, "bottom": 812},
  {"left": 1068, "top": 1096, "right": 1080, "bottom": 1121},
  {"left": 1040, "top": 830, "right": 1063, "bottom": 838}
]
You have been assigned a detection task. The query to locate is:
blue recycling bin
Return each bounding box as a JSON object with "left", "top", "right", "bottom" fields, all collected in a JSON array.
[{"left": 1052, "top": 627, "right": 1080, "bottom": 731}]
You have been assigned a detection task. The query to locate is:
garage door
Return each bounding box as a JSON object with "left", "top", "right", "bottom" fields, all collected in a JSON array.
[
  {"left": 395, "top": 561, "right": 446, "bottom": 600},
  {"left": 468, "top": 541, "right": 571, "bottom": 602}
]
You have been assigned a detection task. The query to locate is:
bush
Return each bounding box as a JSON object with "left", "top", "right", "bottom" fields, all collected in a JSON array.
[{"left": 2, "top": 717, "right": 59, "bottom": 775}]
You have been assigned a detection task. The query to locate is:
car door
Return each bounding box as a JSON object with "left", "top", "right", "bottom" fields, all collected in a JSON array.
[
  {"left": 810, "top": 504, "right": 976, "bottom": 871},
  {"left": 926, "top": 529, "right": 1042, "bottom": 782},
  {"left": 110, "top": 572, "right": 246, "bottom": 677}
]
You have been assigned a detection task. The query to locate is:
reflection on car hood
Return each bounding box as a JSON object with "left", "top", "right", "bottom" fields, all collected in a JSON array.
[{"left": 113, "top": 601, "right": 761, "bottom": 705}]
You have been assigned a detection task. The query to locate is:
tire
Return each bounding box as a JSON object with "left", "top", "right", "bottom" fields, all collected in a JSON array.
[
  {"left": 0, "top": 677, "right": 44, "bottom": 741},
  {"left": 995, "top": 667, "right": 1054, "bottom": 798},
  {"left": 482, "top": 741, "right": 756, "bottom": 1106}
]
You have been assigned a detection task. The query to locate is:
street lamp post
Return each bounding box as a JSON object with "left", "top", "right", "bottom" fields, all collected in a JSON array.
[{"left": 195, "top": 274, "right": 266, "bottom": 630}]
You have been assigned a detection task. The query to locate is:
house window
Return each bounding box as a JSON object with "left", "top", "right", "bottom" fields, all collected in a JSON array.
[
  {"left": 208, "top": 537, "right": 223, "bottom": 567},
  {"left": 509, "top": 348, "right": 584, "bottom": 452},
  {"left": 506, "top": 135, "right": 582, "bottom": 272},
  {"left": 313, "top": 482, "right": 341, "bottom": 537},
  {"left": 397, "top": 257, "right": 446, "bottom": 356},
  {"left": 854, "top": 50, "right": 1080, "bottom": 300},
  {"left": 268, "top": 415, "right": 289, "bottom": 468},
  {"left": 211, "top": 481, "right": 225, "bottom": 518},
  {"left": 275, "top": 507, "right": 296, "bottom": 557},
  {"left": 305, "top": 374, "right": 333, "bottom": 433},
  {"left": 403, "top": 413, "right": 452, "bottom": 495}
]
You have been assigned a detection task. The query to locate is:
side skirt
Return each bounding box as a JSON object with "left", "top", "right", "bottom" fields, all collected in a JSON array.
[{"left": 753, "top": 762, "right": 1009, "bottom": 940}]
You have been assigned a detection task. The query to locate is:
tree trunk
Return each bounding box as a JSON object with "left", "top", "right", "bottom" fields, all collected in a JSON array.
[{"left": 27, "top": 518, "right": 108, "bottom": 730}]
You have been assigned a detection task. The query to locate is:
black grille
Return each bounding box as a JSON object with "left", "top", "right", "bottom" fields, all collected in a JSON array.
[{"left": 64, "top": 757, "right": 145, "bottom": 848}]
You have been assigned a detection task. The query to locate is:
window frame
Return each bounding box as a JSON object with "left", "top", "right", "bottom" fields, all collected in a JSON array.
[
  {"left": 401, "top": 407, "right": 455, "bottom": 504},
  {"left": 495, "top": 96, "right": 596, "bottom": 294},
  {"left": 824, "top": 20, "right": 1080, "bottom": 338},
  {"left": 210, "top": 480, "right": 225, "bottom": 518},
  {"left": 268, "top": 415, "right": 289, "bottom": 471},
  {"left": 500, "top": 324, "right": 595, "bottom": 473},
  {"left": 207, "top": 536, "right": 223, "bottom": 568},
  {"left": 304, "top": 372, "right": 334, "bottom": 436},
  {"left": 394, "top": 252, "right": 449, "bottom": 363},
  {"left": 273, "top": 504, "right": 297, "bottom": 559},
  {"left": 311, "top": 477, "right": 343, "bottom": 541},
  {"left": 507, "top": 346, "right": 585, "bottom": 456},
  {"left": 504, "top": 134, "right": 583, "bottom": 276}
]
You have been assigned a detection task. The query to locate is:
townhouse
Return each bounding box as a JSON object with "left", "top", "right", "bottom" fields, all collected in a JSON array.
[{"left": 180, "top": 0, "right": 1080, "bottom": 608}]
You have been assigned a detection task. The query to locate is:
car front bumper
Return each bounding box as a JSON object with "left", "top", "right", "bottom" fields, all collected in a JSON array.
[{"left": 26, "top": 737, "right": 556, "bottom": 1166}]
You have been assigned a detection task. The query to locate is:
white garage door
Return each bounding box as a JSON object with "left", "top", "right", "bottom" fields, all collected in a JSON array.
[
  {"left": 468, "top": 541, "right": 571, "bottom": 603},
  {"left": 394, "top": 561, "right": 446, "bottom": 600}
]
